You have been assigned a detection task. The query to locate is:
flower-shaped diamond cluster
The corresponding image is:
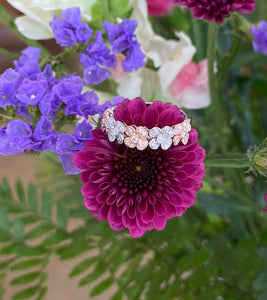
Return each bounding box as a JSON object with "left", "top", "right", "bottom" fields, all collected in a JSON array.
[{"left": 124, "top": 126, "right": 149, "bottom": 150}]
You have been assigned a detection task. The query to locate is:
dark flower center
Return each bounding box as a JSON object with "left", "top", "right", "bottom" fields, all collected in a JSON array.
[{"left": 113, "top": 149, "right": 167, "bottom": 194}]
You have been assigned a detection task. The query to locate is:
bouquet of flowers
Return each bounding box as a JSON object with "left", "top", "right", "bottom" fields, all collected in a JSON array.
[{"left": 0, "top": 0, "right": 266, "bottom": 299}]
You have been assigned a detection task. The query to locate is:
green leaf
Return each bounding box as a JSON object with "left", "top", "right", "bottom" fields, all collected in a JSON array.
[
  {"left": 27, "top": 184, "right": 38, "bottom": 211},
  {"left": 57, "top": 243, "right": 89, "bottom": 260},
  {"left": 1, "top": 178, "right": 12, "bottom": 197},
  {"left": 11, "top": 259, "right": 42, "bottom": 271},
  {"left": 110, "top": 290, "right": 123, "bottom": 300},
  {"left": 26, "top": 223, "right": 53, "bottom": 240},
  {"left": 36, "top": 286, "right": 47, "bottom": 300},
  {"left": 16, "top": 180, "right": 25, "bottom": 203},
  {"left": 176, "top": 248, "right": 211, "bottom": 271},
  {"left": 0, "top": 208, "right": 9, "bottom": 231},
  {"left": 0, "top": 259, "right": 12, "bottom": 271},
  {"left": 12, "top": 285, "right": 39, "bottom": 299},
  {"left": 15, "top": 245, "right": 43, "bottom": 256},
  {"left": 109, "top": 0, "right": 130, "bottom": 17},
  {"left": 41, "top": 190, "right": 52, "bottom": 219},
  {"left": 41, "top": 231, "right": 68, "bottom": 247},
  {"left": 56, "top": 202, "right": 68, "bottom": 228},
  {"left": 11, "top": 272, "right": 39, "bottom": 285},
  {"left": 0, "top": 243, "right": 15, "bottom": 255},
  {"left": 0, "top": 230, "right": 11, "bottom": 242},
  {"left": 197, "top": 193, "right": 252, "bottom": 216},
  {"left": 13, "top": 217, "right": 24, "bottom": 239},
  {"left": 69, "top": 257, "right": 97, "bottom": 277},
  {"left": 20, "top": 215, "right": 40, "bottom": 225},
  {"left": 90, "top": 277, "right": 113, "bottom": 297},
  {"left": 79, "top": 262, "right": 106, "bottom": 286},
  {"left": 89, "top": 2, "right": 102, "bottom": 29}
]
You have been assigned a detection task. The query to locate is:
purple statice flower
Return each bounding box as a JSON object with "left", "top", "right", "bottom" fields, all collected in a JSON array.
[
  {"left": 251, "top": 21, "right": 267, "bottom": 56},
  {"left": 73, "top": 98, "right": 206, "bottom": 237},
  {"left": 174, "top": 0, "right": 256, "bottom": 24},
  {"left": 14, "top": 47, "right": 41, "bottom": 79},
  {"left": 50, "top": 7, "right": 92, "bottom": 47},
  {"left": 102, "top": 19, "right": 145, "bottom": 72},
  {"left": 80, "top": 31, "right": 116, "bottom": 85},
  {"left": 56, "top": 119, "right": 92, "bottom": 174},
  {"left": 16, "top": 76, "right": 47, "bottom": 105},
  {"left": 31, "top": 116, "right": 54, "bottom": 152},
  {"left": 52, "top": 74, "right": 83, "bottom": 104},
  {"left": 0, "top": 120, "right": 33, "bottom": 155},
  {"left": 0, "top": 68, "right": 22, "bottom": 107}
]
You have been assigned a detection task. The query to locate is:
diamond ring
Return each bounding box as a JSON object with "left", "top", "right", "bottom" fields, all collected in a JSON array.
[{"left": 101, "top": 104, "right": 191, "bottom": 151}]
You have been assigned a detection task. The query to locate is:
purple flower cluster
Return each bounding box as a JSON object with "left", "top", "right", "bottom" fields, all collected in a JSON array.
[
  {"left": 80, "top": 31, "right": 116, "bottom": 85},
  {"left": 50, "top": 7, "right": 92, "bottom": 47},
  {"left": 251, "top": 21, "right": 267, "bottom": 56},
  {"left": 0, "top": 47, "right": 122, "bottom": 174},
  {"left": 102, "top": 19, "right": 146, "bottom": 72},
  {"left": 49, "top": 7, "right": 145, "bottom": 85}
]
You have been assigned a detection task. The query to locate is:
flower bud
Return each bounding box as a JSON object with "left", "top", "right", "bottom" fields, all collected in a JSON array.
[{"left": 248, "top": 138, "right": 267, "bottom": 177}]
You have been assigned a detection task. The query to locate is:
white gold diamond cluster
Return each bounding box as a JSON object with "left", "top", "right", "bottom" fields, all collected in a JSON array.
[{"left": 101, "top": 109, "right": 191, "bottom": 151}]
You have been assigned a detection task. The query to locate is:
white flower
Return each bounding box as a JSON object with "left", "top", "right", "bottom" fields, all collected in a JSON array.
[
  {"left": 118, "top": 0, "right": 210, "bottom": 109},
  {"left": 6, "top": 0, "right": 96, "bottom": 39}
]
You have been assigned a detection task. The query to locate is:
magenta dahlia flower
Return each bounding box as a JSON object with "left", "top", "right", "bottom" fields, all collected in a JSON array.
[
  {"left": 73, "top": 98, "right": 206, "bottom": 238},
  {"left": 175, "top": 0, "right": 256, "bottom": 24}
]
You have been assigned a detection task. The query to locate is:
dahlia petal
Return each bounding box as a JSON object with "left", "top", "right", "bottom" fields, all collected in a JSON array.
[
  {"left": 127, "top": 205, "right": 136, "bottom": 219},
  {"left": 96, "top": 191, "right": 109, "bottom": 204},
  {"left": 129, "top": 227, "right": 146, "bottom": 238},
  {"left": 127, "top": 97, "right": 147, "bottom": 126},
  {"left": 138, "top": 200, "right": 147, "bottom": 214},
  {"left": 153, "top": 215, "right": 167, "bottom": 231},
  {"left": 84, "top": 197, "right": 99, "bottom": 211},
  {"left": 79, "top": 170, "right": 90, "bottom": 183},
  {"left": 81, "top": 182, "right": 95, "bottom": 197},
  {"left": 98, "top": 204, "right": 110, "bottom": 221},
  {"left": 158, "top": 107, "right": 184, "bottom": 127},
  {"left": 89, "top": 171, "right": 105, "bottom": 183},
  {"left": 122, "top": 213, "right": 136, "bottom": 228},
  {"left": 72, "top": 150, "right": 90, "bottom": 170},
  {"left": 141, "top": 204, "right": 154, "bottom": 223},
  {"left": 143, "top": 104, "right": 159, "bottom": 128},
  {"left": 155, "top": 201, "right": 166, "bottom": 216},
  {"left": 108, "top": 205, "right": 122, "bottom": 227},
  {"left": 136, "top": 214, "right": 152, "bottom": 230},
  {"left": 106, "top": 193, "right": 117, "bottom": 205}
]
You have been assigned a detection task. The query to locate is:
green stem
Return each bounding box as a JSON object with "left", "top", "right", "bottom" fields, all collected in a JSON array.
[
  {"left": 207, "top": 22, "right": 225, "bottom": 146},
  {"left": 205, "top": 155, "right": 251, "bottom": 168},
  {"left": 0, "top": 4, "right": 50, "bottom": 57},
  {"left": 0, "top": 47, "right": 18, "bottom": 60},
  {"left": 217, "top": 33, "right": 241, "bottom": 83}
]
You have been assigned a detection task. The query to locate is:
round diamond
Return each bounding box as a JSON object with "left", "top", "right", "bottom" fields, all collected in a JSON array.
[
  {"left": 157, "top": 133, "right": 166, "bottom": 144},
  {"left": 161, "top": 138, "right": 172, "bottom": 150},
  {"left": 162, "top": 126, "right": 174, "bottom": 138},
  {"left": 117, "top": 133, "right": 124, "bottom": 144},
  {"left": 173, "top": 135, "right": 181, "bottom": 146},
  {"left": 149, "top": 127, "right": 161, "bottom": 138},
  {"left": 116, "top": 121, "right": 125, "bottom": 133},
  {"left": 174, "top": 124, "right": 183, "bottom": 135},
  {"left": 149, "top": 139, "right": 160, "bottom": 150},
  {"left": 124, "top": 137, "right": 136, "bottom": 148},
  {"left": 108, "top": 130, "right": 116, "bottom": 142},
  {"left": 137, "top": 139, "right": 148, "bottom": 150},
  {"left": 105, "top": 117, "right": 116, "bottom": 129},
  {"left": 131, "top": 135, "right": 138, "bottom": 143},
  {"left": 137, "top": 127, "right": 148, "bottom": 138},
  {"left": 125, "top": 126, "right": 135, "bottom": 136}
]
